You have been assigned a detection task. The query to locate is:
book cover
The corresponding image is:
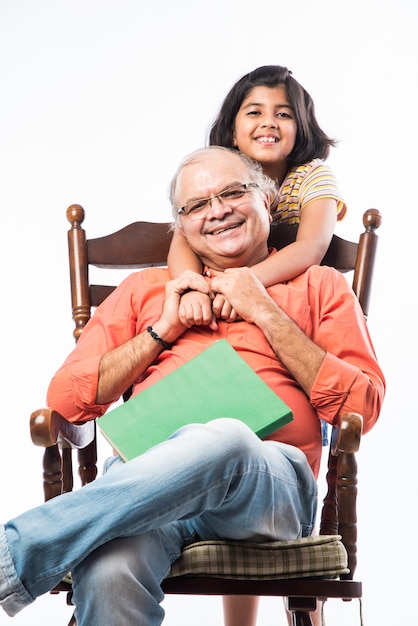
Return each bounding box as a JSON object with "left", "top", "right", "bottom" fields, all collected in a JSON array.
[{"left": 98, "top": 339, "right": 293, "bottom": 461}]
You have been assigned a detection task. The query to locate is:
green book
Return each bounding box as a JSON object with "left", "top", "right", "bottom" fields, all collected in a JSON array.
[{"left": 98, "top": 339, "right": 293, "bottom": 461}]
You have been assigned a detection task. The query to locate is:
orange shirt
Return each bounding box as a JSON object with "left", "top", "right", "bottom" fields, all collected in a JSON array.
[{"left": 47, "top": 264, "right": 385, "bottom": 477}]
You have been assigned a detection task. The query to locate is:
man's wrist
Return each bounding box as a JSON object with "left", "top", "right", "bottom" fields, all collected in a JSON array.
[
  {"left": 149, "top": 320, "right": 181, "bottom": 348},
  {"left": 147, "top": 326, "right": 173, "bottom": 351}
]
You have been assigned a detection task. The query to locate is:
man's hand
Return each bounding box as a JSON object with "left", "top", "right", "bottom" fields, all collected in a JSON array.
[
  {"left": 154, "top": 271, "right": 216, "bottom": 342},
  {"left": 211, "top": 267, "right": 276, "bottom": 325}
]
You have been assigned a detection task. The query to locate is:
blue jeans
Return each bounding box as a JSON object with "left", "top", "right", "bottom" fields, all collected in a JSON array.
[{"left": 0, "top": 418, "right": 317, "bottom": 624}]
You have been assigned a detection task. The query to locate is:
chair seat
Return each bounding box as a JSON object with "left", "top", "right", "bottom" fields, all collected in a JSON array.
[{"left": 168, "top": 534, "right": 349, "bottom": 580}]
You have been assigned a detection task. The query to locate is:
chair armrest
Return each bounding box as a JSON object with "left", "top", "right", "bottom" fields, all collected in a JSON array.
[
  {"left": 331, "top": 412, "right": 363, "bottom": 455},
  {"left": 30, "top": 408, "right": 95, "bottom": 449}
]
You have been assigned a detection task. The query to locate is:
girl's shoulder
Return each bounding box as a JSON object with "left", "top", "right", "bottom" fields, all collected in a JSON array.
[
  {"left": 272, "top": 159, "right": 326, "bottom": 224},
  {"left": 286, "top": 158, "right": 327, "bottom": 183}
]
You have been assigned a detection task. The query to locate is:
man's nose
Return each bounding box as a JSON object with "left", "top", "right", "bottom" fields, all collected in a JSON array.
[{"left": 207, "top": 196, "right": 233, "bottom": 218}]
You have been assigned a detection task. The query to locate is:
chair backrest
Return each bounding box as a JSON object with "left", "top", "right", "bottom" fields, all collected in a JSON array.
[
  {"left": 66, "top": 204, "right": 382, "bottom": 343},
  {"left": 67, "top": 204, "right": 174, "bottom": 341}
]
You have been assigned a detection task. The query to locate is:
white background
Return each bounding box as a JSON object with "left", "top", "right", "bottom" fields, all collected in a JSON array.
[{"left": 0, "top": 1, "right": 416, "bottom": 624}]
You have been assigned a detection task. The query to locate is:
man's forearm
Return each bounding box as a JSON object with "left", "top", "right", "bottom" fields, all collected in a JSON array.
[
  {"left": 97, "top": 329, "right": 163, "bottom": 404},
  {"left": 210, "top": 267, "right": 326, "bottom": 395},
  {"left": 256, "top": 304, "right": 326, "bottom": 397},
  {"left": 97, "top": 272, "right": 212, "bottom": 405}
]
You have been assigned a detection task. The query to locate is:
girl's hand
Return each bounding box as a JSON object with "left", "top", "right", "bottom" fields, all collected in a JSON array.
[
  {"left": 206, "top": 269, "right": 241, "bottom": 322},
  {"left": 212, "top": 293, "right": 241, "bottom": 323},
  {"left": 179, "top": 290, "right": 218, "bottom": 330}
]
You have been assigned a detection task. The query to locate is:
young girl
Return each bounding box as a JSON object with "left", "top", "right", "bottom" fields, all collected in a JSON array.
[
  {"left": 168, "top": 65, "right": 346, "bottom": 626},
  {"left": 168, "top": 65, "right": 346, "bottom": 331}
]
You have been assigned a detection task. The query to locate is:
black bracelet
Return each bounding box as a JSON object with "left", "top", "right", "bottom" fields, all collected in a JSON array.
[{"left": 147, "top": 326, "right": 173, "bottom": 351}]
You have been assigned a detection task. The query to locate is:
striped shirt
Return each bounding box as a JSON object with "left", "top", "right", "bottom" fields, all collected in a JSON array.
[{"left": 272, "top": 158, "right": 347, "bottom": 225}]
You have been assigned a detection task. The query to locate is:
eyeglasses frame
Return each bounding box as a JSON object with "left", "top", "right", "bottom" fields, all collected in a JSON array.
[{"left": 176, "top": 182, "right": 259, "bottom": 218}]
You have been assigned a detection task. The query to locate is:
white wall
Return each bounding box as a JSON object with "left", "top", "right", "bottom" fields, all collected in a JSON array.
[{"left": 1, "top": 1, "right": 416, "bottom": 624}]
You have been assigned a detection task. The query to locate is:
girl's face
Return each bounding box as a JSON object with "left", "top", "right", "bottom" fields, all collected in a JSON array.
[{"left": 232, "top": 85, "right": 297, "bottom": 181}]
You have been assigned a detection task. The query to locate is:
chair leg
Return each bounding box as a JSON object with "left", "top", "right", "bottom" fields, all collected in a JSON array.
[
  {"left": 67, "top": 611, "right": 76, "bottom": 626},
  {"left": 291, "top": 612, "right": 313, "bottom": 626},
  {"left": 286, "top": 597, "right": 316, "bottom": 626},
  {"left": 66, "top": 592, "right": 76, "bottom": 625}
]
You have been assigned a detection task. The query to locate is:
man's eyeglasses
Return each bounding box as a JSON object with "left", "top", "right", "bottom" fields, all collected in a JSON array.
[{"left": 177, "top": 183, "right": 259, "bottom": 220}]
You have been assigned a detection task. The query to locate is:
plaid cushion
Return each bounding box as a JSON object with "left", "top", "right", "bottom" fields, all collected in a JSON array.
[{"left": 168, "top": 534, "right": 348, "bottom": 580}]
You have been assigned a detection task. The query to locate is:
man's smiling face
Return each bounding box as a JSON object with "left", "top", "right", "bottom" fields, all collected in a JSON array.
[{"left": 175, "top": 149, "right": 271, "bottom": 271}]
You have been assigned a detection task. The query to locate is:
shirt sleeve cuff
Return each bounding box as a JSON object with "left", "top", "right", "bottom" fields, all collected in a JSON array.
[{"left": 310, "top": 352, "right": 360, "bottom": 425}]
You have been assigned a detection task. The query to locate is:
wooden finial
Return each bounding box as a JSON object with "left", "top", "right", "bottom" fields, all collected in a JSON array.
[
  {"left": 66, "top": 204, "right": 85, "bottom": 227},
  {"left": 363, "top": 208, "right": 382, "bottom": 231}
]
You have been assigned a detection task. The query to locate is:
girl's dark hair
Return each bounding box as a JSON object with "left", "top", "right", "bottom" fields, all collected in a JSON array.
[{"left": 208, "top": 65, "right": 336, "bottom": 168}]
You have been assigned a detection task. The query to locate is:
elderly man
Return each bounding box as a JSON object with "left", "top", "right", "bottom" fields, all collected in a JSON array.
[{"left": 0, "top": 147, "right": 384, "bottom": 624}]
